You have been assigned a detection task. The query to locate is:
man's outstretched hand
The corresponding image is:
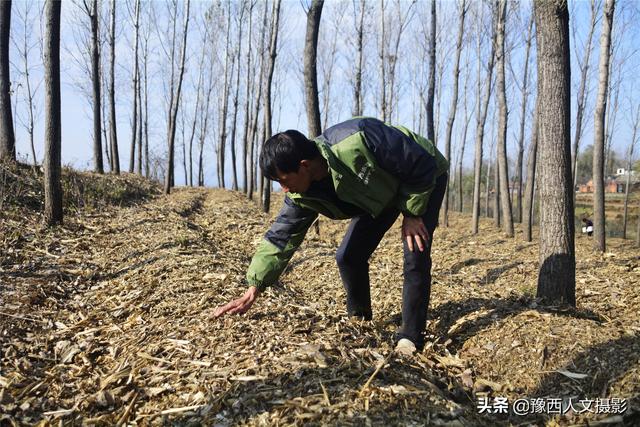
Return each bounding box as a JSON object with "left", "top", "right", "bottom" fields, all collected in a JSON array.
[
  {"left": 402, "top": 216, "right": 430, "bottom": 252},
  {"left": 214, "top": 286, "right": 260, "bottom": 317}
]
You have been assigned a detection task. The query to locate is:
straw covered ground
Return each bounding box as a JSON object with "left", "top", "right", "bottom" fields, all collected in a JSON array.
[{"left": 1, "top": 169, "right": 639, "bottom": 426}]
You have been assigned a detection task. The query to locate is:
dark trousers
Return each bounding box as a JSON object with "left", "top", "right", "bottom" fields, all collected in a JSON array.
[{"left": 335, "top": 174, "right": 448, "bottom": 348}]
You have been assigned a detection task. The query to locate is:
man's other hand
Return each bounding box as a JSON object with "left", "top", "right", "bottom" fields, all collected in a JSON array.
[
  {"left": 402, "top": 216, "right": 430, "bottom": 252},
  {"left": 214, "top": 286, "right": 260, "bottom": 317}
]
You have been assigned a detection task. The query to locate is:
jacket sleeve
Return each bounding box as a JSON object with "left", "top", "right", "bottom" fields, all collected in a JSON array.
[
  {"left": 246, "top": 196, "right": 318, "bottom": 290},
  {"left": 360, "top": 119, "right": 448, "bottom": 216}
]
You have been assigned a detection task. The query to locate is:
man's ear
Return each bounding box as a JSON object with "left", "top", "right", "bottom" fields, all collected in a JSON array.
[{"left": 299, "top": 159, "right": 310, "bottom": 170}]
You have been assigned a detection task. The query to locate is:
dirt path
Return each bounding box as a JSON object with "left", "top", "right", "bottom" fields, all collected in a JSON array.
[{"left": 1, "top": 188, "right": 639, "bottom": 425}]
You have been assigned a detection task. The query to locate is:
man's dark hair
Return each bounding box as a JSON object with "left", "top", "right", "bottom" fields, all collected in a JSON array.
[{"left": 260, "top": 130, "right": 320, "bottom": 180}]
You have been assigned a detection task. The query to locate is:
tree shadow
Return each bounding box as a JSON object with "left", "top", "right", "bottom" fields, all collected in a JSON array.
[
  {"left": 479, "top": 261, "right": 522, "bottom": 285},
  {"left": 512, "top": 332, "right": 640, "bottom": 425},
  {"left": 161, "top": 354, "right": 497, "bottom": 426},
  {"left": 445, "top": 257, "right": 486, "bottom": 275},
  {"left": 429, "top": 296, "right": 604, "bottom": 353}
]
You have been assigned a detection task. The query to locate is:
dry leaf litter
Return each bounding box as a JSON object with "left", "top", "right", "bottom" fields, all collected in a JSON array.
[{"left": 1, "top": 170, "right": 639, "bottom": 426}]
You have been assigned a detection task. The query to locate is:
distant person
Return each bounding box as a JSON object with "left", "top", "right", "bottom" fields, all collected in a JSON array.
[
  {"left": 214, "top": 117, "right": 449, "bottom": 355},
  {"left": 582, "top": 218, "right": 594, "bottom": 236}
]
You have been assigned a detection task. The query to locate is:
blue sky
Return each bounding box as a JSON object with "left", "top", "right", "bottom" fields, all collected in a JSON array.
[{"left": 10, "top": 0, "right": 640, "bottom": 187}]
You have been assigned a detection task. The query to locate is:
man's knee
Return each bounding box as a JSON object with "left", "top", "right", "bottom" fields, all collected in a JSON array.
[{"left": 336, "top": 246, "right": 366, "bottom": 268}]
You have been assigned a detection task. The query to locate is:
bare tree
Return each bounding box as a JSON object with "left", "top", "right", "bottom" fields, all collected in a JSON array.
[
  {"left": 128, "top": 0, "right": 141, "bottom": 174},
  {"left": 164, "top": 0, "right": 190, "bottom": 194},
  {"left": 11, "top": 0, "right": 42, "bottom": 166},
  {"left": 0, "top": 0, "right": 15, "bottom": 162},
  {"left": 571, "top": 0, "right": 599, "bottom": 186},
  {"left": 304, "top": 0, "right": 324, "bottom": 138},
  {"left": 622, "top": 101, "right": 639, "bottom": 239},
  {"left": 471, "top": 2, "right": 497, "bottom": 234},
  {"left": 241, "top": 2, "right": 254, "bottom": 192},
  {"left": 534, "top": 0, "right": 575, "bottom": 306},
  {"left": 43, "top": 0, "right": 62, "bottom": 225},
  {"left": 456, "top": 54, "right": 472, "bottom": 213},
  {"left": 217, "top": 2, "right": 232, "bottom": 189},
  {"left": 262, "top": 0, "right": 282, "bottom": 212},
  {"left": 378, "top": 0, "right": 386, "bottom": 121},
  {"left": 75, "top": 0, "right": 105, "bottom": 173},
  {"left": 592, "top": 0, "right": 616, "bottom": 252},
  {"left": 108, "top": 0, "right": 120, "bottom": 173},
  {"left": 523, "top": 99, "right": 539, "bottom": 242},
  {"left": 495, "top": 0, "right": 514, "bottom": 236},
  {"left": 426, "top": 0, "right": 436, "bottom": 142},
  {"left": 442, "top": 0, "right": 466, "bottom": 226},
  {"left": 229, "top": 3, "right": 246, "bottom": 191},
  {"left": 512, "top": 10, "right": 534, "bottom": 223},
  {"left": 351, "top": 0, "right": 366, "bottom": 117}
]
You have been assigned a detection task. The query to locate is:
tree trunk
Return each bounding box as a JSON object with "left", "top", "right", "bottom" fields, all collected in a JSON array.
[
  {"left": 262, "top": 0, "right": 282, "bottom": 212},
  {"left": 378, "top": 0, "right": 387, "bottom": 122},
  {"left": 304, "top": 0, "right": 324, "bottom": 138},
  {"left": 109, "top": 0, "right": 120, "bottom": 174},
  {"left": 523, "top": 99, "right": 539, "bottom": 242},
  {"left": 164, "top": 0, "right": 190, "bottom": 195},
  {"left": 88, "top": 0, "right": 103, "bottom": 173},
  {"left": 218, "top": 4, "right": 232, "bottom": 189},
  {"left": 495, "top": 0, "right": 513, "bottom": 237},
  {"left": 0, "top": 0, "right": 15, "bottom": 162},
  {"left": 471, "top": 3, "right": 497, "bottom": 234},
  {"left": 128, "top": 0, "right": 140, "bottom": 174},
  {"left": 622, "top": 105, "right": 639, "bottom": 239},
  {"left": 592, "top": 0, "right": 615, "bottom": 252},
  {"left": 352, "top": 0, "right": 365, "bottom": 117},
  {"left": 43, "top": 0, "right": 62, "bottom": 226},
  {"left": 248, "top": 2, "right": 270, "bottom": 200},
  {"left": 534, "top": 0, "right": 575, "bottom": 306},
  {"left": 242, "top": 3, "right": 253, "bottom": 193},
  {"left": 442, "top": 0, "right": 466, "bottom": 226},
  {"left": 515, "top": 12, "right": 534, "bottom": 223},
  {"left": 457, "top": 70, "right": 471, "bottom": 213},
  {"left": 493, "top": 148, "right": 500, "bottom": 227},
  {"left": 571, "top": 0, "right": 598, "bottom": 187},
  {"left": 230, "top": 5, "right": 245, "bottom": 192},
  {"left": 425, "top": 0, "right": 436, "bottom": 142}
]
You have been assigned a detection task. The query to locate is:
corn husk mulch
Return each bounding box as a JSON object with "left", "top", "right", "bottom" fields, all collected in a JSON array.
[{"left": 1, "top": 183, "right": 639, "bottom": 426}]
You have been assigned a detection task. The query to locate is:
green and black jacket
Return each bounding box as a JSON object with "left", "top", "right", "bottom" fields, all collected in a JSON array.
[{"left": 246, "top": 117, "right": 449, "bottom": 291}]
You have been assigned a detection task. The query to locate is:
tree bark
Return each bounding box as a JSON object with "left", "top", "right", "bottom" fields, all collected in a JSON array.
[
  {"left": 304, "top": 0, "right": 324, "bottom": 138},
  {"left": 534, "top": 0, "right": 575, "bottom": 306},
  {"left": 425, "top": 0, "right": 436, "bottom": 143},
  {"left": 592, "top": 0, "right": 615, "bottom": 252},
  {"left": 0, "top": 0, "right": 15, "bottom": 162},
  {"left": 242, "top": 2, "right": 254, "bottom": 193},
  {"left": 86, "top": 0, "right": 103, "bottom": 173},
  {"left": 164, "top": 0, "right": 190, "bottom": 194},
  {"left": 622, "top": 105, "right": 638, "bottom": 239},
  {"left": 352, "top": 0, "right": 365, "bottom": 117},
  {"left": 128, "top": 0, "right": 140, "bottom": 174},
  {"left": 571, "top": 0, "right": 598, "bottom": 187},
  {"left": 495, "top": 0, "right": 513, "bottom": 236},
  {"left": 229, "top": 5, "right": 245, "bottom": 191},
  {"left": 471, "top": 2, "right": 497, "bottom": 234},
  {"left": 523, "top": 99, "right": 539, "bottom": 242},
  {"left": 217, "top": 3, "right": 232, "bottom": 189},
  {"left": 43, "top": 0, "right": 62, "bottom": 226},
  {"left": 108, "top": 0, "right": 120, "bottom": 174},
  {"left": 262, "top": 0, "right": 282, "bottom": 212},
  {"left": 514, "top": 12, "right": 534, "bottom": 223},
  {"left": 378, "top": 0, "right": 387, "bottom": 122},
  {"left": 442, "top": 0, "right": 466, "bottom": 226}
]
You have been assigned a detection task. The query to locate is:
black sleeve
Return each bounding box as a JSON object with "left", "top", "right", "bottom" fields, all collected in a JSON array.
[{"left": 264, "top": 196, "right": 318, "bottom": 251}]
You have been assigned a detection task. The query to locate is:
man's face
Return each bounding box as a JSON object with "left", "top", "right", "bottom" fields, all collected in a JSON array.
[{"left": 274, "top": 161, "right": 312, "bottom": 193}]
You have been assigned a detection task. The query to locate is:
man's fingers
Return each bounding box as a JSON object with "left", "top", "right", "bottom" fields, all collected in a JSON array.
[
  {"left": 406, "top": 234, "right": 414, "bottom": 252},
  {"left": 415, "top": 234, "right": 424, "bottom": 252}
]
